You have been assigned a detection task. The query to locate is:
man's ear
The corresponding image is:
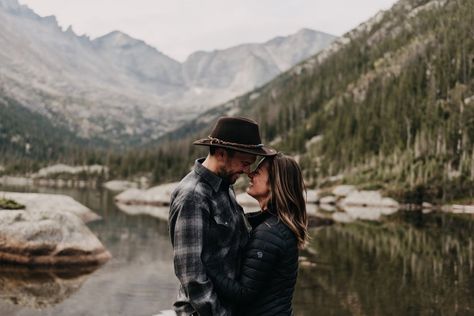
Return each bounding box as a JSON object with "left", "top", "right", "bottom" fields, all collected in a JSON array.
[{"left": 214, "top": 148, "right": 227, "bottom": 162}]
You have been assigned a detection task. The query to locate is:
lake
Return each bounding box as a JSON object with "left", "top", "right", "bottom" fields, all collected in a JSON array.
[{"left": 0, "top": 186, "right": 473, "bottom": 315}]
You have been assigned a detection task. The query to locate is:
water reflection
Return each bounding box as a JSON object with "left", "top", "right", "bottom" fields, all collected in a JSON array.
[
  {"left": 294, "top": 211, "right": 474, "bottom": 315},
  {"left": 1, "top": 186, "right": 473, "bottom": 315},
  {"left": 0, "top": 266, "right": 98, "bottom": 309},
  {"left": 0, "top": 186, "right": 178, "bottom": 316},
  {"left": 115, "top": 203, "right": 169, "bottom": 221}
]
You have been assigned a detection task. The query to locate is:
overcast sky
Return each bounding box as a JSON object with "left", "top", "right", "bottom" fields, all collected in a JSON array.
[{"left": 18, "top": 0, "right": 398, "bottom": 62}]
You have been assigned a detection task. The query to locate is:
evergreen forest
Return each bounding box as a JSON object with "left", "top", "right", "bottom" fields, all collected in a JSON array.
[{"left": 1, "top": 0, "right": 473, "bottom": 203}]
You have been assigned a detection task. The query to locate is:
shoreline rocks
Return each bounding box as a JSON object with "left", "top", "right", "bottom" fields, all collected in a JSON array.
[
  {"left": 443, "top": 204, "right": 474, "bottom": 214},
  {"left": 0, "top": 164, "right": 110, "bottom": 189},
  {"left": 34, "top": 164, "right": 108, "bottom": 178},
  {"left": 332, "top": 185, "right": 356, "bottom": 197},
  {"left": 317, "top": 185, "right": 400, "bottom": 222},
  {"left": 306, "top": 189, "right": 319, "bottom": 204},
  {"left": 0, "top": 176, "right": 100, "bottom": 189},
  {"left": 0, "top": 192, "right": 110, "bottom": 267},
  {"left": 340, "top": 190, "right": 399, "bottom": 209},
  {"left": 103, "top": 180, "right": 139, "bottom": 192},
  {"left": 0, "top": 191, "right": 100, "bottom": 223},
  {"left": 115, "top": 182, "right": 178, "bottom": 206}
]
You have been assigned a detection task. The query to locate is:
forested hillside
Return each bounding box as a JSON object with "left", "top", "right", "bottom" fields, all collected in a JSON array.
[
  {"left": 154, "top": 0, "right": 474, "bottom": 202},
  {"left": 3, "top": 0, "right": 472, "bottom": 203},
  {"left": 0, "top": 95, "right": 105, "bottom": 171}
]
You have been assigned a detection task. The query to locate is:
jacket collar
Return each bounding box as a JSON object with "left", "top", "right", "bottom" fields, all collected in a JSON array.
[
  {"left": 246, "top": 210, "right": 274, "bottom": 228},
  {"left": 194, "top": 158, "right": 226, "bottom": 192}
]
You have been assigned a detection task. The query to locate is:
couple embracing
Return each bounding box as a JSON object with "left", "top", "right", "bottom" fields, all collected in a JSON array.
[{"left": 169, "top": 117, "right": 309, "bottom": 316}]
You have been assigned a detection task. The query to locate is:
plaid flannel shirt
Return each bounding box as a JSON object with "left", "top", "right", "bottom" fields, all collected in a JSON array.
[{"left": 169, "top": 158, "right": 249, "bottom": 316}]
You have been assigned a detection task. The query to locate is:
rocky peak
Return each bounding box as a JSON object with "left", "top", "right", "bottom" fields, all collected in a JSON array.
[
  {"left": 0, "top": 0, "right": 37, "bottom": 18},
  {"left": 0, "top": 0, "right": 337, "bottom": 144},
  {"left": 93, "top": 30, "right": 147, "bottom": 49}
]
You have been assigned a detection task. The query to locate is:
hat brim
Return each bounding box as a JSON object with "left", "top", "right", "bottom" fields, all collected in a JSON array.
[{"left": 193, "top": 139, "right": 277, "bottom": 157}]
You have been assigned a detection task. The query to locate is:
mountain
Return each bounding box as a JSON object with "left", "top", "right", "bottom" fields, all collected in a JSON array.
[
  {"left": 179, "top": 29, "right": 336, "bottom": 109},
  {"left": 0, "top": 0, "right": 336, "bottom": 144},
  {"left": 0, "top": 93, "right": 100, "bottom": 163},
  {"left": 156, "top": 0, "right": 474, "bottom": 202},
  {"left": 0, "top": 0, "right": 172, "bottom": 143},
  {"left": 92, "top": 31, "right": 185, "bottom": 92}
]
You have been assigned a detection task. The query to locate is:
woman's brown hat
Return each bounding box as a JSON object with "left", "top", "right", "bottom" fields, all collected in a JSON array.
[{"left": 193, "top": 116, "right": 277, "bottom": 156}]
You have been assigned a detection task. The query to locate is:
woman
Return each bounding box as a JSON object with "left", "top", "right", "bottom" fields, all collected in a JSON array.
[{"left": 207, "top": 153, "right": 309, "bottom": 316}]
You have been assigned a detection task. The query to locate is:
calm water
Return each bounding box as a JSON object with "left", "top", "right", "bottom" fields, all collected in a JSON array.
[{"left": 0, "top": 186, "right": 473, "bottom": 315}]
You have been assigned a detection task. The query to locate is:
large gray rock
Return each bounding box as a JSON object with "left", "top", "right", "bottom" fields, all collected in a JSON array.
[
  {"left": 115, "top": 182, "right": 178, "bottom": 206},
  {"left": 235, "top": 192, "right": 259, "bottom": 207},
  {"left": 332, "top": 185, "right": 356, "bottom": 197},
  {"left": 103, "top": 180, "right": 139, "bottom": 192},
  {"left": 0, "top": 192, "right": 110, "bottom": 266},
  {"left": 0, "top": 191, "right": 100, "bottom": 222},
  {"left": 306, "top": 189, "right": 320, "bottom": 203},
  {"left": 339, "top": 190, "right": 399, "bottom": 208}
]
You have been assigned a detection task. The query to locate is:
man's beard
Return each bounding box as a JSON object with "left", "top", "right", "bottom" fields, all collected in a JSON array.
[{"left": 217, "top": 168, "right": 239, "bottom": 185}]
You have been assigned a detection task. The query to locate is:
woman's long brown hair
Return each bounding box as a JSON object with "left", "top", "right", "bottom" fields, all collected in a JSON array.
[{"left": 266, "top": 153, "right": 309, "bottom": 249}]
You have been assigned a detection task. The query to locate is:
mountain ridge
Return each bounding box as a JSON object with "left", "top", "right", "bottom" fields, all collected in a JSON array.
[
  {"left": 152, "top": 0, "right": 474, "bottom": 201},
  {"left": 0, "top": 0, "right": 336, "bottom": 143}
]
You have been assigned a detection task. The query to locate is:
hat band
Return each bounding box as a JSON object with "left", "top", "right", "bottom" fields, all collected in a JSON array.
[{"left": 208, "top": 136, "right": 263, "bottom": 148}]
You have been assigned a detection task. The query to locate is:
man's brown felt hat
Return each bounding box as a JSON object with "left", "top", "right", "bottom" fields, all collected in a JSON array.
[{"left": 193, "top": 116, "right": 277, "bottom": 156}]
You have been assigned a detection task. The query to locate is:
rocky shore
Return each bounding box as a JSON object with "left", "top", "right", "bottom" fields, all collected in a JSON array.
[
  {"left": 112, "top": 180, "right": 474, "bottom": 224},
  {"left": 0, "top": 191, "right": 110, "bottom": 266}
]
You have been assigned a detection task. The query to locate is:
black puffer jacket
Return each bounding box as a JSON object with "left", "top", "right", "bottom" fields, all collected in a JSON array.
[{"left": 208, "top": 210, "right": 299, "bottom": 316}]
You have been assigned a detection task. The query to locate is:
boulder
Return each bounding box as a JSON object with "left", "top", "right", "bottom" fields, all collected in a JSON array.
[
  {"left": 103, "top": 180, "right": 138, "bottom": 192},
  {"left": 0, "top": 191, "right": 100, "bottom": 223},
  {"left": 115, "top": 182, "right": 179, "bottom": 206},
  {"left": 306, "top": 189, "right": 319, "bottom": 203},
  {"left": 0, "top": 208, "right": 111, "bottom": 266},
  {"left": 450, "top": 204, "right": 474, "bottom": 214},
  {"left": 0, "top": 191, "right": 110, "bottom": 266},
  {"left": 320, "top": 195, "right": 337, "bottom": 205},
  {"left": 332, "top": 185, "right": 356, "bottom": 197},
  {"left": 319, "top": 203, "right": 336, "bottom": 212},
  {"left": 236, "top": 193, "right": 259, "bottom": 206},
  {"left": 33, "top": 164, "right": 108, "bottom": 178},
  {"left": 235, "top": 193, "right": 260, "bottom": 213},
  {"left": 339, "top": 190, "right": 399, "bottom": 208},
  {"left": 305, "top": 203, "right": 318, "bottom": 216},
  {"left": 422, "top": 202, "right": 433, "bottom": 209}
]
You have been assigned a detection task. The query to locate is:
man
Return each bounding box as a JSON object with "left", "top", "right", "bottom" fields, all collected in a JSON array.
[{"left": 169, "top": 117, "right": 276, "bottom": 316}]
